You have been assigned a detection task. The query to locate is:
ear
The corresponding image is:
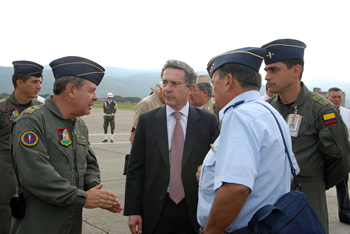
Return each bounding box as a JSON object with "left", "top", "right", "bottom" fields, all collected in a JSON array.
[
  {"left": 16, "top": 79, "right": 24, "bottom": 88},
  {"left": 225, "top": 73, "right": 234, "bottom": 92},
  {"left": 66, "top": 83, "right": 76, "bottom": 98},
  {"left": 202, "top": 89, "right": 208, "bottom": 97},
  {"left": 292, "top": 64, "right": 302, "bottom": 78}
]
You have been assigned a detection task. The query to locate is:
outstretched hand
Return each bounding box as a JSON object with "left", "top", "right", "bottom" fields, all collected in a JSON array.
[{"left": 84, "top": 184, "right": 123, "bottom": 213}]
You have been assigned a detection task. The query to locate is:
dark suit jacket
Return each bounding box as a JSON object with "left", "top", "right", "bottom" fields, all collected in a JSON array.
[{"left": 124, "top": 105, "right": 220, "bottom": 233}]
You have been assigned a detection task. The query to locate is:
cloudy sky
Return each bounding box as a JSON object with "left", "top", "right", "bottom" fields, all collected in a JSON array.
[{"left": 2, "top": 0, "right": 349, "bottom": 85}]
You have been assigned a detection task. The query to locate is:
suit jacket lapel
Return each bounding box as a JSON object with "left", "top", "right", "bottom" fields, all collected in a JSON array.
[
  {"left": 182, "top": 105, "right": 200, "bottom": 167},
  {"left": 153, "top": 106, "right": 170, "bottom": 169}
]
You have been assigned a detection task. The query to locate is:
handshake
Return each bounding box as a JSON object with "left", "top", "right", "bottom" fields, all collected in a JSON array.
[{"left": 84, "top": 183, "right": 123, "bottom": 213}]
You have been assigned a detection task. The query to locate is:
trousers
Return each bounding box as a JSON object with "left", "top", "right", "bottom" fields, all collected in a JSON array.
[
  {"left": 336, "top": 174, "right": 350, "bottom": 222},
  {"left": 103, "top": 116, "right": 115, "bottom": 134}
]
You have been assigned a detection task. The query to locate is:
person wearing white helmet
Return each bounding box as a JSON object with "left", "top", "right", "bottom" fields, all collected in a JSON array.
[{"left": 103, "top": 92, "right": 118, "bottom": 142}]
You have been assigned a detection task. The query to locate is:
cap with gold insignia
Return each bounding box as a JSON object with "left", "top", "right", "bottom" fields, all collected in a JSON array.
[
  {"left": 196, "top": 75, "right": 211, "bottom": 85},
  {"left": 12, "top": 60, "right": 44, "bottom": 78},
  {"left": 151, "top": 83, "right": 160, "bottom": 92},
  {"left": 262, "top": 39, "right": 306, "bottom": 65},
  {"left": 49, "top": 56, "right": 105, "bottom": 86},
  {"left": 207, "top": 47, "right": 267, "bottom": 78}
]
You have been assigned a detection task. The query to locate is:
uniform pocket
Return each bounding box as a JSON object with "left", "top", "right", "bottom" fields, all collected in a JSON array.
[
  {"left": 199, "top": 150, "right": 216, "bottom": 192},
  {"left": 47, "top": 138, "right": 70, "bottom": 163}
]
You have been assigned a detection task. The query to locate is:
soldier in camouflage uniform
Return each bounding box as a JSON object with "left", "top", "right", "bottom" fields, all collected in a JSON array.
[
  {"left": 262, "top": 39, "right": 350, "bottom": 234},
  {"left": 102, "top": 93, "right": 118, "bottom": 143},
  {"left": 0, "top": 61, "right": 43, "bottom": 234},
  {"left": 10, "top": 56, "right": 122, "bottom": 234},
  {"left": 189, "top": 75, "right": 216, "bottom": 114}
]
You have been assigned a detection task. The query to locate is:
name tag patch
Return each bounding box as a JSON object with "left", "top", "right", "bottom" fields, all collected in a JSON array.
[{"left": 76, "top": 134, "right": 87, "bottom": 145}]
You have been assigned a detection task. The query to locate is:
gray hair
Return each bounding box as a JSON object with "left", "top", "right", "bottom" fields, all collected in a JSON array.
[
  {"left": 161, "top": 59, "right": 197, "bottom": 87},
  {"left": 327, "top": 87, "right": 343, "bottom": 97},
  {"left": 198, "top": 83, "right": 213, "bottom": 98},
  {"left": 218, "top": 63, "right": 261, "bottom": 90},
  {"left": 53, "top": 76, "right": 86, "bottom": 95}
]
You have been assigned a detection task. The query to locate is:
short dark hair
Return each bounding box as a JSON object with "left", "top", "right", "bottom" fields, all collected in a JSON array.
[
  {"left": 218, "top": 63, "right": 261, "bottom": 90},
  {"left": 53, "top": 76, "right": 86, "bottom": 95},
  {"left": 281, "top": 59, "right": 304, "bottom": 80},
  {"left": 12, "top": 73, "right": 32, "bottom": 89},
  {"left": 327, "top": 87, "right": 342, "bottom": 97}
]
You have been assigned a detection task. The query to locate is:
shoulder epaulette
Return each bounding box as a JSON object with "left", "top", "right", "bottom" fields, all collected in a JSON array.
[
  {"left": 224, "top": 100, "right": 245, "bottom": 114},
  {"left": 23, "top": 106, "right": 42, "bottom": 114},
  {"left": 310, "top": 94, "right": 330, "bottom": 107},
  {"left": 0, "top": 97, "right": 8, "bottom": 103},
  {"left": 36, "top": 99, "right": 44, "bottom": 104}
]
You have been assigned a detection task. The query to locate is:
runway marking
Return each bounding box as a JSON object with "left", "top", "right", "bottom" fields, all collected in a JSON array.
[
  {"left": 89, "top": 133, "right": 130, "bottom": 136},
  {"left": 90, "top": 142, "right": 130, "bottom": 145}
]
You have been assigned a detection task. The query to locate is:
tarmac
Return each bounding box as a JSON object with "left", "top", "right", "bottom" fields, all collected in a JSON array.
[{"left": 81, "top": 108, "right": 349, "bottom": 233}]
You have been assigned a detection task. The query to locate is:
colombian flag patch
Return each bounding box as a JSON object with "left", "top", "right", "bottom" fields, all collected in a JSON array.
[{"left": 323, "top": 113, "right": 337, "bottom": 125}]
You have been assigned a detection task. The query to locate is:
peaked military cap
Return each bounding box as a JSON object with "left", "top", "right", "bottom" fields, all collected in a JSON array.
[
  {"left": 12, "top": 60, "right": 44, "bottom": 78},
  {"left": 150, "top": 83, "right": 160, "bottom": 92},
  {"left": 49, "top": 56, "right": 105, "bottom": 86},
  {"left": 196, "top": 75, "right": 211, "bottom": 85},
  {"left": 207, "top": 47, "right": 267, "bottom": 77},
  {"left": 262, "top": 39, "right": 306, "bottom": 65}
]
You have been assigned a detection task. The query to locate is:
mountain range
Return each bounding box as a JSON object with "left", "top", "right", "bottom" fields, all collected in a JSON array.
[{"left": 1, "top": 66, "right": 349, "bottom": 107}]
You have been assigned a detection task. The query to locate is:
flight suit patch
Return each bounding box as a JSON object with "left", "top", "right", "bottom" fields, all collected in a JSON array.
[
  {"left": 310, "top": 94, "right": 330, "bottom": 106},
  {"left": 8, "top": 108, "right": 19, "bottom": 121},
  {"left": 76, "top": 134, "right": 87, "bottom": 145},
  {"left": 323, "top": 113, "right": 337, "bottom": 125},
  {"left": 57, "top": 128, "right": 72, "bottom": 147},
  {"left": 20, "top": 131, "right": 39, "bottom": 147}
]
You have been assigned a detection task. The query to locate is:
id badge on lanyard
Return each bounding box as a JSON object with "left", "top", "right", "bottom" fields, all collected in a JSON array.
[{"left": 287, "top": 114, "right": 302, "bottom": 137}]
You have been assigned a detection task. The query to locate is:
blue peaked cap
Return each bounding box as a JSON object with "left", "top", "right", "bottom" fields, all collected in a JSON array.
[
  {"left": 262, "top": 39, "right": 306, "bottom": 65},
  {"left": 207, "top": 47, "right": 267, "bottom": 77},
  {"left": 49, "top": 56, "right": 105, "bottom": 86},
  {"left": 12, "top": 60, "right": 44, "bottom": 78}
]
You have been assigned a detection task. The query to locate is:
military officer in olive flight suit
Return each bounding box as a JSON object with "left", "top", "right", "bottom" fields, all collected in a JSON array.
[
  {"left": 0, "top": 60, "right": 43, "bottom": 234},
  {"left": 10, "top": 56, "right": 123, "bottom": 234},
  {"left": 263, "top": 39, "right": 350, "bottom": 233}
]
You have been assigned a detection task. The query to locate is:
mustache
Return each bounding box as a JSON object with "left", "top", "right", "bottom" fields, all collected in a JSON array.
[{"left": 163, "top": 92, "right": 174, "bottom": 98}]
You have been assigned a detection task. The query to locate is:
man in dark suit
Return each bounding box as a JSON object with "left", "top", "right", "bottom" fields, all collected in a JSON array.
[{"left": 124, "top": 59, "right": 220, "bottom": 234}]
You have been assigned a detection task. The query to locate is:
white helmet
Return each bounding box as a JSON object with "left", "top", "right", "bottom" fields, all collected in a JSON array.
[{"left": 107, "top": 93, "right": 113, "bottom": 97}]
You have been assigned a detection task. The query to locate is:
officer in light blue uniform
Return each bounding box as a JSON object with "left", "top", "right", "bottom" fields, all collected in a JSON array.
[{"left": 197, "top": 47, "right": 300, "bottom": 234}]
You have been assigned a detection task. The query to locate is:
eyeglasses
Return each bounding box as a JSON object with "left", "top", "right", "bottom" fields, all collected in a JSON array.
[{"left": 160, "top": 80, "right": 187, "bottom": 88}]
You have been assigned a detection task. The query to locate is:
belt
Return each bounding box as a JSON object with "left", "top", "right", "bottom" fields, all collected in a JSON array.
[
  {"left": 199, "top": 227, "right": 228, "bottom": 234},
  {"left": 104, "top": 114, "right": 114, "bottom": 116}
]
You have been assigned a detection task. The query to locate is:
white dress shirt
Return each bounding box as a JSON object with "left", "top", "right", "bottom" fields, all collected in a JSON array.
[{"left": 166, "top": 102, "right": 189, "bottom": 151}]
